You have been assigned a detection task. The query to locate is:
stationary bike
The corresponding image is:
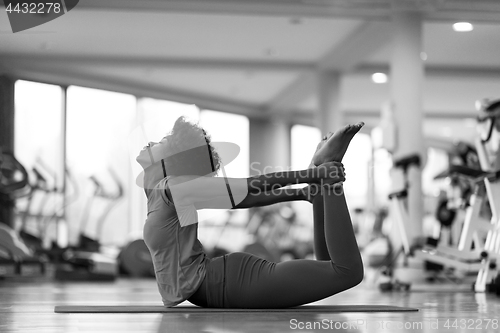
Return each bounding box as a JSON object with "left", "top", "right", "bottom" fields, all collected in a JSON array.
[
  {"left": 378, "top": 154, "right": 421, "bottom": 291},
  {"left": 385, "top": 101, "right": 500, "bottom": 293}
]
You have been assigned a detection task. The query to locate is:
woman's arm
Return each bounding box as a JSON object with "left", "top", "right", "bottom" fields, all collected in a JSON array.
[
  {"left": 234, "top": 187, "right": 306, "bottom": 208},
  {"left": 233, "top": 183, "right": 330, "bottom": 208},
  {"left": 192, "top": 187, "right": 306, "bottom": 210},
  {"left": 246, "top": 165, "right": 339, "bottom": 193},
  {"left": 169, "top": 161, "right": 343, "bottom": 208},
  {"left": 191, "top": 182, "right": 332, "bottom": 210}
]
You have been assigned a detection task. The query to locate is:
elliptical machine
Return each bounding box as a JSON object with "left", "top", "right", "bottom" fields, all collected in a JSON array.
[
  {"left": 54, "top": 168, "right": 124, "bottom": 282},
  {"left": 17, "top": 161, "right": 62, "bottom": 253},
  {"left": 77, "top": 169, "right": 124, "bottom": 252},
  {"left": 0, "top": 150, "right": 46, "bottom": 277}
]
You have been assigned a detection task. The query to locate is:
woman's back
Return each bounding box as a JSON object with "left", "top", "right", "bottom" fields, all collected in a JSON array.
[{"left": 143, "top": 177, "right": 207, "bottom": 307}]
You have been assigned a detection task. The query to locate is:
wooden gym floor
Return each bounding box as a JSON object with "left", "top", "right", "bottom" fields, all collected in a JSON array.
[{"left": 1, "top": 274, "right": 500, "bottom": 333}]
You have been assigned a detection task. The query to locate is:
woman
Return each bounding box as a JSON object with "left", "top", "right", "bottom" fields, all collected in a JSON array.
[{"left": 137, "top": 116, "right": 365, "bottom": 308}]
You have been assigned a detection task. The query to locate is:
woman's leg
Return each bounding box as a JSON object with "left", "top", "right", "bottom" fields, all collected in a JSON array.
[
  {"left": 312, "top": 192, "right": 330, "bottom": 261},
  {"left": 224, "top": 185, "right": 364, "bottom": 308},
  {"left": 309, "top": 123, "right": 362, "bottom": 261},
  {"left": 309, "top": 130, "right": 333, "bottom": 261},
  {"left": 207, "top": 123, "right": 365, "bottom": 308}
]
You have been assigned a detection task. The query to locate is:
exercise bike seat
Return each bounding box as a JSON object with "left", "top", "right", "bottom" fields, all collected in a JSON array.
[
  {"left": 434, "top": 165, "right": 487, "bottom": 180},
  {"left": 394, "top": 154, "right": 421, "bottom": 171},
  {"left": 486, "top": 169, "right": 500, "bottom": 182}
]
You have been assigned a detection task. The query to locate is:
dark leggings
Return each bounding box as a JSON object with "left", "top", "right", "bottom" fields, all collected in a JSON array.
[{"left": 188, "top": 188, "right": 364, "bottom": 308}]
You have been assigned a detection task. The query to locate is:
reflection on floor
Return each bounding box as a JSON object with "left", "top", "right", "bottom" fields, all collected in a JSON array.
[{"left": 0, "top": 276, "right": 499, "bottom": 333}]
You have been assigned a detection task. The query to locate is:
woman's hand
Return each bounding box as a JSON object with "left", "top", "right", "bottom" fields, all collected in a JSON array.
[
  {"left": 303, "top": 162, "right": 345, "bottom": 202},
  {"left": 315, "top": 161, "right": 345, "bottom": 185}
]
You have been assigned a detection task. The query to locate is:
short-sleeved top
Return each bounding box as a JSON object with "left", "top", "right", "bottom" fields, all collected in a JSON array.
[{"left": 143, "top": 176, "right": 208, "bottom": 307}]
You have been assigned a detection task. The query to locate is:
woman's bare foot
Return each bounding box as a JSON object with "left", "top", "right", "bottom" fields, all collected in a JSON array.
[
  {"left": 308, "top": 132, "right": 333, "bottom": 168},
  {"left": 312, "top": 122, "right": 364, "bottom": 165}
]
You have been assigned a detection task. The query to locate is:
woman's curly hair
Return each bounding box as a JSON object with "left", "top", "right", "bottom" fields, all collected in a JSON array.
[{"left": 164, "top": 116, "right": 221, "bottom": 176}]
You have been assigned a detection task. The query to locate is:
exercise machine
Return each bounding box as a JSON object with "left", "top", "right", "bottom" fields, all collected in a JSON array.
[
  {"left": 387, "top": 155, "right": 499, "bottom": 292},
  {"left": 118, "top": 239, "right": 155, "bottom": 278},
  {"left": 17, "top": 163, "right": 58, "bottom": 252},
  {"left": 377, "top": 154, "right": 422, "bottom": 291},
  {"left": 0, "top": 223, "right": 46, "bottom": 277},
  {"left": 54, "top": 168, "right": 123, "bottom": 281},
  {"left": 432, "top": 141, "right": 481, "bottom": 249},
  {"left": 243, "top": 203, "right": 314, "bottom": 262},
  {"left": 0, "top": 151, "right": 46, "bottom": 277},
  {"left": 386, "top": 100, "right": 500, "bottom": 293},
  {"left": 77, "top": 169, "right": 124, "bottom": 252}
]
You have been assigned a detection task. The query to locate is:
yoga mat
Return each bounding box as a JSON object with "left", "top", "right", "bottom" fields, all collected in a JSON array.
[{"left": 55, "top": 305, "right": 418, "bottom": 313}]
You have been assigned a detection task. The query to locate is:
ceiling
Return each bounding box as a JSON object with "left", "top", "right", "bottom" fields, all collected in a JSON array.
[{"left": 1, "top": 0, "right": 500, "bottom": 144}]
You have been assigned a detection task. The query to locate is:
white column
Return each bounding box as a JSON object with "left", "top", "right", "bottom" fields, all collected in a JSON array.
[
  {"left": 390, "top": 11, "right": 425, "bottom": 241},
  {"left": 316, "top": 71, "right": 343, "bottom": 135},
  {"left": 249, "top": 118, "right": 291, "bottom": 175}
]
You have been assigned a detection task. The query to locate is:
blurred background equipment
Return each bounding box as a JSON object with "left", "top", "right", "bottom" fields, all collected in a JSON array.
[
  {"left": 118, "top": 239, "right": 155, "bottom": 278},
  {"left": 76, "top": 169, "right": 124, "bottom": 252},
  {"left": 0, "top": 151, "right": 46, "bottom": 278},
  {"left": 379, "top": 103, "right": 500, "bottom": 293},
  {"left": 54, "top": 168, "right": 124, "bottom": 282},
  {"left": 243, "top": 204, "right": 314, "bottom": 262}
]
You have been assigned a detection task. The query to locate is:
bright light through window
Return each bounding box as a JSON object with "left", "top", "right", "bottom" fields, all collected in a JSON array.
[
  {"left": 342, "top": 133, "right": 371, "bottom": 207},
  {"left": 67, "top": 86, "right": 136, "bottom": 176},
  {"left": 290, "top": 125, "right": 320, "bottom": 243},
  {"left": 453, "top": 22, "right": 473, "bottom": 32},
  {"left": 14, "top": 80, "right": 64, "bottom": 246},
  {"left": 66, "top": 86, "right": 136, "bottom": 245},
  {"left": 200, "top": 110, "right": 249, "bottom": 178},
  {"left": 14, "top": 80, "right": 63, "bottom": 186},
  {"left": 291, "top": 125, "right": 321, "bottom": 170},
  {"left": 371, "top": 73, "right": 388, "bottom": 84}
]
